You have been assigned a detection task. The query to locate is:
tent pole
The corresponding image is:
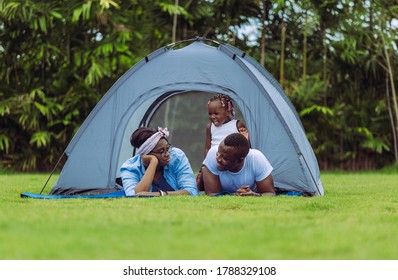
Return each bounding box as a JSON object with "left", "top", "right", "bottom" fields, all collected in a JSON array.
[
  {"left": 39, "top": 153, "right": 65, "bottom": 194},
  {"left": 301, "top": 154, "right": 321, "bottom": 195}
]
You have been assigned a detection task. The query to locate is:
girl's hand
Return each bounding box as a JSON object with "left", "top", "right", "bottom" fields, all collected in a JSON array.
[{"left": 238, "top": 127, "right": 249, "bottom": 140}]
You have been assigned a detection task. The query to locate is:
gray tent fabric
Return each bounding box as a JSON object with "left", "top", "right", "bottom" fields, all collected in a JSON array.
[{"left": 49, "top": 38, "right": 324, "bottom": 196}]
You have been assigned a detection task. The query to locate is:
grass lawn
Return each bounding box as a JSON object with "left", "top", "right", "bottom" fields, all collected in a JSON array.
[{"left": 0, "top": 172, "right": 397, "bottom": 260}]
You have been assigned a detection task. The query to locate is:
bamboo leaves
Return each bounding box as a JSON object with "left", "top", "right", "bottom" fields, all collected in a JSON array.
[
  {"left": 30, "top": 131, "right": 51, "bottom": 148},
  {"left": 0, "top": 134, "right": 10, "bottom": 154},
  {"left": 0, "top": 0, "right": 397, "bottom": 171}
]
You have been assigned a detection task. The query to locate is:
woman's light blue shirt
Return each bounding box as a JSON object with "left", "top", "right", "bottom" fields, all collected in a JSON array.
[{"left": 120, "top": 147, "right": 198, "bottom": 196}]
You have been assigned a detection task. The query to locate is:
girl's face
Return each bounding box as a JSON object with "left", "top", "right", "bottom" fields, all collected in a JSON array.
[{"left": 207, "top": 100, "right": 230, "bottom": 127}]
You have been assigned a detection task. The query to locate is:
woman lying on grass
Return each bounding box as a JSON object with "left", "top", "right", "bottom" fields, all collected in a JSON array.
[{"left": 120, "top": 127, "right": 198, "bottom": 197}]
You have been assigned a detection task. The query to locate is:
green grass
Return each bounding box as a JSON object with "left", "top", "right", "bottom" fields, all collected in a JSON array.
[{"left": 1, "top": 172, "right": 398, "bottom": 260}]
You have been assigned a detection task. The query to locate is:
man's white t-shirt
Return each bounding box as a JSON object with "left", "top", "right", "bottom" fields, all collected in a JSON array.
[{"left": 203, "top": 146, "right": 273, "bottom": 193}]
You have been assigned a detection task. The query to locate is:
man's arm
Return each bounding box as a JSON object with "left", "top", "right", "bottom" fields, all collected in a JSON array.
[
  {"left": 202, "top": 165, "right": 222, "bottom": 195},
  {"left": 256, "top": 174, "right": 276, "bottom": 196}
]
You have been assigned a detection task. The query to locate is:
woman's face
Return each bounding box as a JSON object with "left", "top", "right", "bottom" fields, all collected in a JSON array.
[
  {"left": 150, "top": 138, "right": 171, "bottom": 166},
  {"left": 207, "top": 100, "right": 230, "bottom": 127}
]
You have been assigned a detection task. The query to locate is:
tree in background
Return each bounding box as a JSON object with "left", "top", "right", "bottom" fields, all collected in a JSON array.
[
  {"left": 0, "top": 0, "right": 397, "bottom": 171},
  {"left": 0, "top": 0, "right": 137, "bottom": 170},
  {"left": 371, "top": 1, "right": 398, "bottom": 162}
]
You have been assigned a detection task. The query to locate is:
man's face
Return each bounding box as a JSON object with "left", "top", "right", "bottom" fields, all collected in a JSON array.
[{"left": 215, "top": 142, "right": 242, "bottom": 172}]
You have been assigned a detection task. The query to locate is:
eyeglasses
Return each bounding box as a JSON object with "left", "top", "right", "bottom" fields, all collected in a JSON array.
[{"left": 150, "top": 144, "right": 172, "bottom": 157}]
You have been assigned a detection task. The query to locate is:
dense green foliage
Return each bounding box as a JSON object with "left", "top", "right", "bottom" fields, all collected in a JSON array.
[
  {"left": 1, "top": 172, "right": 398, "bottom": 259},
  {"left": 1, "top": 0, "right": 397, "bottom": 171}
]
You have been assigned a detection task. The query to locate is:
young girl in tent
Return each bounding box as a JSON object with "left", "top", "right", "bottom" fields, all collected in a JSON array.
[
  {"left": 204, "top": 93, "right": 249, "bottom": 155},
  {"left": 196, "top": 93, "right": 249, "bottom": 190}
]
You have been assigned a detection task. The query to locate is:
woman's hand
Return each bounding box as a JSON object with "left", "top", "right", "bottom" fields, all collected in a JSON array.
[
  {"left": 235, "top": 186, "right": 261, "bottom": 196},
  {"left": 141, "top": 154, "right": 159, "bottom": 167}
]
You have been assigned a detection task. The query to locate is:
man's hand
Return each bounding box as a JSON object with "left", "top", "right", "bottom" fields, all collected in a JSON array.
[{"left": 235, "top": 186, "right": 261, "bottom": 196}]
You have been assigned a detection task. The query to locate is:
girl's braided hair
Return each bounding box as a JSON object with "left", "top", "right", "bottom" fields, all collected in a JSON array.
[{"left": 207, "top": 94, "right": 235, "bottom": 119}]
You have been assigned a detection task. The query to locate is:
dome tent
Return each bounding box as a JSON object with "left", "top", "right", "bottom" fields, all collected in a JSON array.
[{"left": 22, "top": 38, "right": 324, "bottom": 198}]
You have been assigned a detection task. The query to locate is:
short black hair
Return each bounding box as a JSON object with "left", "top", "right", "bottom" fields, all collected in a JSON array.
[{"left": 223, "top": 133, "right": 250, "bottom": 158}]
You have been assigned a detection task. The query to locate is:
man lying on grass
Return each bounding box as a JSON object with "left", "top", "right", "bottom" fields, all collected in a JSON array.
[{"left": 202, "top": 133, "right": 276, "bottom": 196}]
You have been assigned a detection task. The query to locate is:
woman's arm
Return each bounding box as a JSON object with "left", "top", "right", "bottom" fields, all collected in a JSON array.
[
  {"left": 133, "top": 155, "right": 159, "bottom": 194},
  {"left": 137, "top": 189, "right": 189, "bottom": 196}
]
